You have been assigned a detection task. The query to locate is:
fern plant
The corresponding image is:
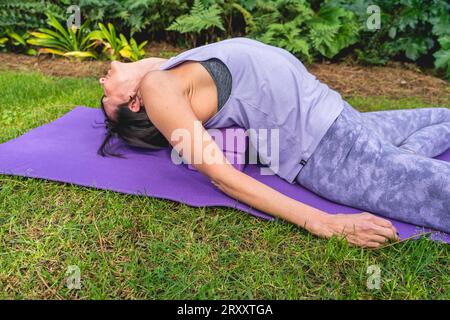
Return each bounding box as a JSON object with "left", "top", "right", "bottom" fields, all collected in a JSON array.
[
  {"left": 166, "top": 0, "right": 225, "bottom": 47},
  {"left": 122, "top": 0, "right": 189, "bottom": 37},
  {"left": 251, "top": 0, "right": 360, "bottom": 62},
  {"left": 76, "top": 0, "right": 189, "bottom": 41},
  {"left": 259, "top": 19, "right": 312, "bottom": 62},
  {"left": 27, "top": 14, "right": 97, "bottom": 59},
  {"left": 306, "top": 5, "right": 360, "bottom": 59}
]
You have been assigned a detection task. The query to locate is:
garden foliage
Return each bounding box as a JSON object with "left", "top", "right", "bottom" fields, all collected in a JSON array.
[{"left": 0, "top": 0, "right": 448, "bottom": 79}]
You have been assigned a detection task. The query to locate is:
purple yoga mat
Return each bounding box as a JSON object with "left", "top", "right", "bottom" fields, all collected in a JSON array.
[{"left": 0, "top": 106, "right": 449, "bottom": 243}]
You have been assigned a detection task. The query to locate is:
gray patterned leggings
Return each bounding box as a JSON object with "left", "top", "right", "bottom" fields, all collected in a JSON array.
[{"left": 295, "top": 102, "right": 450, "bottom": 233}]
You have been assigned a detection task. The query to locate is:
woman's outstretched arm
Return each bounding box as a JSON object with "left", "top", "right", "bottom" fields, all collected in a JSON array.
[
  {"left": 139, "top": 70, "right": 399, "bottom": 248},
  {"left": 210, "top": 167, "right": 399, "bottom": 248}
]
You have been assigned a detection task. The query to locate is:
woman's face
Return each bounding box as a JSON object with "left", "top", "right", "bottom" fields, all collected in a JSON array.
[{"left": 99, "top": 61, "right": 133, "bottom": 120}]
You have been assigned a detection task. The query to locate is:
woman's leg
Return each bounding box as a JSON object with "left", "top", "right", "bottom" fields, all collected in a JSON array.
[
  {"left": 296, "top": 103, "right": 450, "bottom": 233},
  {"left": 360, "top": 107, "right": 450, "bottom": 158}
]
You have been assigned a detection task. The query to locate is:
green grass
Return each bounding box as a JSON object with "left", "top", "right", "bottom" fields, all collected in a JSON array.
[{"left": 0, "top": 70, "right": 449, "bottom": 299}]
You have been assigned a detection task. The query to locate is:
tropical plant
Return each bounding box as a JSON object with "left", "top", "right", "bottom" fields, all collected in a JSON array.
[
  {"left": 26, "top": 14, "right": 96, "bottom": 59},
  {"left": 0, "top": 35, "right": 7, "bottom": 51},
  {"left": 89, "top": 22, "right": 124, "bottom": 60},
  {"left": 166, "top": 0, "right": 226, "bottom": 47},
  {"left": 119, "top": 35, "right": 148, "bottom": 62},
  {"left": 2, "top": 30, "right": 37, "bottom": 55},
  {"left": 88, "top": 22, "right": 148, "bottom": 61}
]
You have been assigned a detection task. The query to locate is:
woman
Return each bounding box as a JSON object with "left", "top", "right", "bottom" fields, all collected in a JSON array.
[{"left": 99, "top": 37, "right": 450, "bottom": 248}]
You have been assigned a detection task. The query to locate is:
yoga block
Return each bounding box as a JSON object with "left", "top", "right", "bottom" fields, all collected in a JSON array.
[{"left": 187, "top": 127, "right": 248, "bottom": 172}]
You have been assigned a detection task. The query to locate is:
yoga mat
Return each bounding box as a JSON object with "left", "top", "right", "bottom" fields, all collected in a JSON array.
[{"left": 0, "top": 106, "right": 449, "bottom": 244}]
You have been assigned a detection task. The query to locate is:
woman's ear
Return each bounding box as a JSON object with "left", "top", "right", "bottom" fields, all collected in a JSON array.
[{"left": 127, "top": 93, "right": 142, "bottom": 113}]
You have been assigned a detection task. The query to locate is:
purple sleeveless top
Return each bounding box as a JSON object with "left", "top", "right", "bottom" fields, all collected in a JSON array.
[{"left": 159, "top": 37, "right": 344, "bottom": 184}]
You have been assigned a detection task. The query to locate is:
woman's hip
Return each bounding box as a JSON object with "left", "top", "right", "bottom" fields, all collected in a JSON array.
[{"left": 295, "top": 101, "right": 365, "bottom": 187}]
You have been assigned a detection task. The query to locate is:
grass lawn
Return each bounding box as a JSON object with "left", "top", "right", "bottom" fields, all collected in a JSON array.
[{"left": 0, "top": 70, "right": 449, "bottom": 299}]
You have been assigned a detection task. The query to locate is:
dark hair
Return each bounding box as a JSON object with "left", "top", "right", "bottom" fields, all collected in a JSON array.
[{"left": 98, "top": 95, "right": 170, "bottom": 157}]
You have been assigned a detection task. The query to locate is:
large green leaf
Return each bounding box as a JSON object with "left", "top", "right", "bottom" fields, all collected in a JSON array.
[
  {"left": 39, "top": 48, "right": 66, "bottom": 56},
  {"left": 46, "top": 14, "right": 70, "bottom": 41},
  {"left": 7, "top": 31, "right": 26, "bottom": 46}
]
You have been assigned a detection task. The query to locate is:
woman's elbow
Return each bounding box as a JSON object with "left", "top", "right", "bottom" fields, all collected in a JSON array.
[
  {"left": 210, "top": 176, "right": 230, "bottom": 193},
  {"left": 208, "top": 166, "right": 240, "bottom": 192}
]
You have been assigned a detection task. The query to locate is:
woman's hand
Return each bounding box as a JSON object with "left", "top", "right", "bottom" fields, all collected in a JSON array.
[{"left": 306, "top": 212, "right": 400, "bottom": 248}]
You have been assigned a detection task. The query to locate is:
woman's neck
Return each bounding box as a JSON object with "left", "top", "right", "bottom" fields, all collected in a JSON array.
[
  {"left": 124, "top": 58, "right": 169, "bottom": 94},
  {"left": 134, "top": 57, "right": 169, "bottom": 77}
]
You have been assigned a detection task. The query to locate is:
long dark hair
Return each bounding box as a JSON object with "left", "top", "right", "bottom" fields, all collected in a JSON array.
[{"left": 98, "top": 95, "right": 170, "bottom": 157}]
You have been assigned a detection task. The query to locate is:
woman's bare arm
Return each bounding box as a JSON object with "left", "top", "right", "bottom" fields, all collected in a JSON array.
[
  {"left": 212, "top": 167, "right": 330, "bottom": 227},
  {"left": 139, "top": 70, "right": 399, "bottom": 248}
]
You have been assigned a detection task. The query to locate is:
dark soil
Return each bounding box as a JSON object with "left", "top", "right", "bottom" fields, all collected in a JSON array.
[{"left": 309, "top": 62, "right": 449, "bottom": 105}]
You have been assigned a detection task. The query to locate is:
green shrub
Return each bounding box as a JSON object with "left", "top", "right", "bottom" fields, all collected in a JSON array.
[
  {"left": 0, "top": 0, "right": 448, "bottom": 80},
  {"left": 434, "top": 35, "right": 450, "bottom": 79},
  {"left": 0, "top": 0, "right": 66, "bottom": 33},
  {"left": 329, "top": 0, "right": 450, "bottom": 79},
  {"left": 222, "top": 1, "right": 257, "bottom": 36},
  {"left": 77, "top": 0, "right": 189, "bottom": 40}
]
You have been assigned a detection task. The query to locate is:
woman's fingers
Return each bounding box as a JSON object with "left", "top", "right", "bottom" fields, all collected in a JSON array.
[
  {"left": 348, "top": 238, "right": 384, "bottom": 248},
  {"left": 361, "top": 212, "right": 399, "bottom": 240},
  {"left": 329, "top": 213, "right": 401, "bottom": 248},
  {"left": 365, "top": 242, "right": 384, "bottom": 248},
  {"left": 347, "top": 230, "right": 392, "bottom": 247},
  {"left": 370, "top": 234, "right": 391, "bottom": 244},
  {"left": 370, "top": 216, "right": 393, "bottom": 228},
  {"left": 372, "top": 224, "right": 399, "bottom": 241}
]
